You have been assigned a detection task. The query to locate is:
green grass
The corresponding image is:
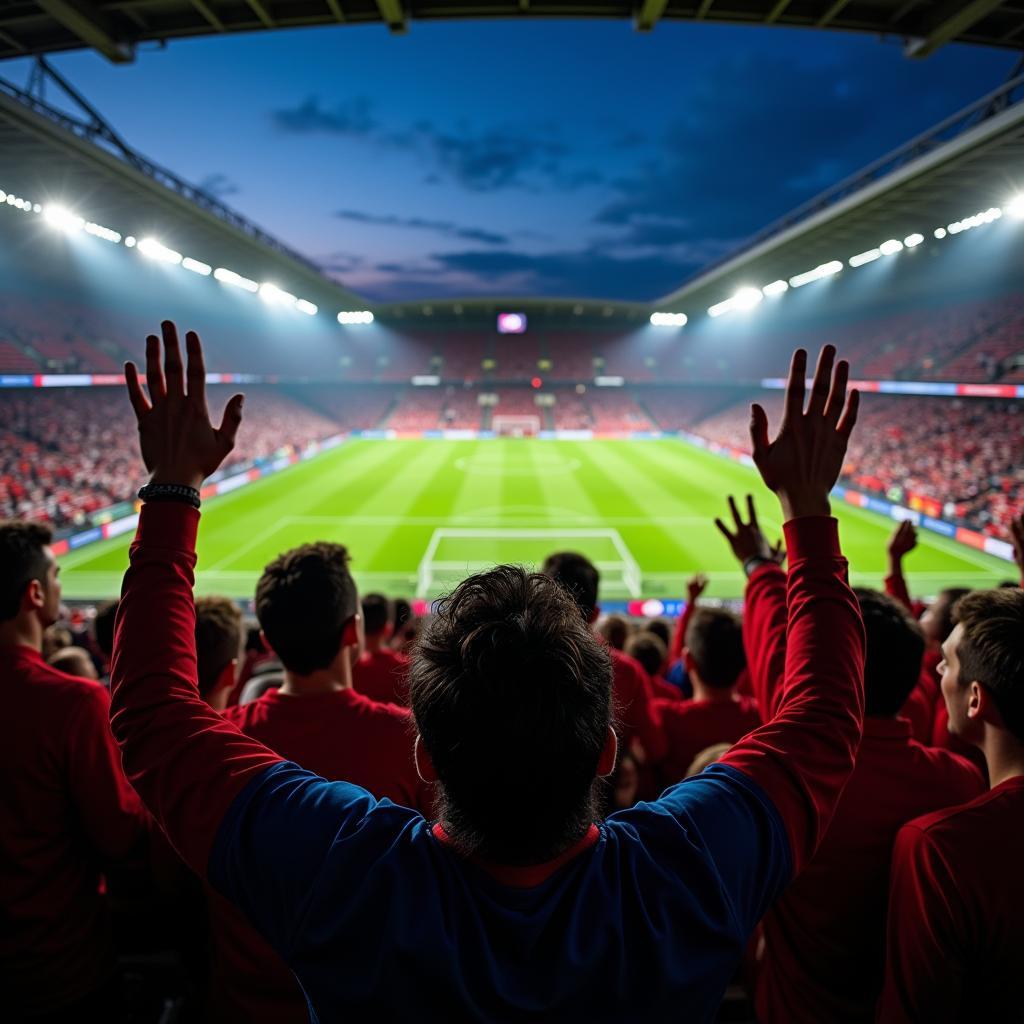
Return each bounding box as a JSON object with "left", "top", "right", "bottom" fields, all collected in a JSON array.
[{"left": 58, "top": 439, "right": 1013, "bottom": 602}]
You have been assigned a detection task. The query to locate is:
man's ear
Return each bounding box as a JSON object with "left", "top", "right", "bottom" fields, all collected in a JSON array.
[
  {"left": 588, "top": 606, "right": 601, "bottom": 626},
  {"left": 24, "top": 578, "right": 45, "bottom": 613},
  {"left": 598, "top": 727, "right": 618, "bottom": 778},
  {"left": 967, "top": 680, "right": 999, "bottom": 725},
  {"left": 414, "top": 735, "right": 438, "bottom": 783}
]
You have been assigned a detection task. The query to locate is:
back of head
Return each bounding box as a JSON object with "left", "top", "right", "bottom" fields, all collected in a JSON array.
[
  {"left": 194, "top": 596, "right": 245, "bottom": 699},
  {"left": 541, "top": 551, "right": 599, "bottom": 620},
  {"left": 410, "top": 564, "right": 612, "bottom": 864},
  {"left": 48, "top": 645, "right": 98, "bottom": 680},
  {"left": 92, "top": 600, "right": 119, "bottom": 660},
  {"left": 0, "top": 520, "right": 52, "bottom": 622},
  {"left": 361, "top": 593, "right": 390, "bottom": 637},
  {"left": 625, "top": 631, "right": 667, "bottom": 679},
  {"left": 684, "top": 608, "right": 745, "bottom": 689},
  {"left": 645, "top": 618, "right": 671, "bottom": 650},
  {"left": 923, "top": 587, "right": 971, "bottom": 646},
  {"left": 953, "top": 589, "right": 1024, "bottom": 742},
  {"left": 255, "top": 542, "right": 358, "bottom": 675},
  {"left": 598, "top": 614, "right": 630, "bottom": 651},
  {"left": 853, "top": 588, "right": 925, "bottom": 716},
  {"left": 392, "top": 597, "right": 412, "bottom": 634}
]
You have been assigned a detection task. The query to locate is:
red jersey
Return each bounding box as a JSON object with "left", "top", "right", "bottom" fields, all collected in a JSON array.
[
  {"left": 208, "top": 688, "right": 428, "bottom": 1022},
  {"left": 0, "top": 645, "right": 145, "bottom": 1016},
  {"left": 743, "top": 566, "right": 985, "bottom": 1024},
  {"left": 352, "top": 645, "right": 410, "bottom": 706},
  {"left": 880, "top": 777, "right": 1024, "bottom": 1022},
  {"left": 610, "top": 647, "right": 666, "bottom": 762},
  {"left": 654, "top": 695, "right": 761, "bottom": 789}
]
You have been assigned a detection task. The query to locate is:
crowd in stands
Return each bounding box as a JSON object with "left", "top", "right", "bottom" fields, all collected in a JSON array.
[
  {"left": 0, "top": 387, "right": 339, "bottom": 528},
  {"left": 4, "top": 330, "right": 1024, "bottom": 1022}
]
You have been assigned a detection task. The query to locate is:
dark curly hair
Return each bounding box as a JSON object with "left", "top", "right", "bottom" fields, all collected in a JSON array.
[
  {"left": 410, "top": 564, "right": 613, "bottom": 864},
  {"left": 255, "top": 542, "right": 357, "bottom": 675}
]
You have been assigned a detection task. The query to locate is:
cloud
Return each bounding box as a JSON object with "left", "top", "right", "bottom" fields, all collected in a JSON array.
[
  {"left": 271, "top": 96, "right": 377, "bottom": 136},
  {"left": 198, "top": 172, "right": 240, "bottom": 198},
  {"left": 334, "top": 209, "right": 509, "bottom": 245}
]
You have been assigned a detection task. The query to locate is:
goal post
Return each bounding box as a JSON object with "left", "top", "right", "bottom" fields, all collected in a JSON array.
[
  {"left": 493, "top": 415, "right": 541, "bottom": 437},
  {"left": 416, "top": 527, "right": 642, "bottom": 599}
]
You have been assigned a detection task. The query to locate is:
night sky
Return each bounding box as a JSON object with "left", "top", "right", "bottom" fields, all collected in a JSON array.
[{"left": 5, "top": 23, "right": 1014, "bottom": 302}]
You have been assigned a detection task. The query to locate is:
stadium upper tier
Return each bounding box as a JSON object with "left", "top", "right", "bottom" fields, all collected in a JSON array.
[{"left": 1, "top": 1, "right": 1021, "bottom": 64}]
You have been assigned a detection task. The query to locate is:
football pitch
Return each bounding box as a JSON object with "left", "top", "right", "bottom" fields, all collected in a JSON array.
[{"left": 58, "top": 438, "right": 1013, "bottom": 603}]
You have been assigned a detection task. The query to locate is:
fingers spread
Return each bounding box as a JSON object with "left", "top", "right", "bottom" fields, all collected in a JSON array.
[
  {"left": 145, "top": 334, "right": 166, "bottom": 402},
  {"left": 750, "top": 403, "right": 770, "bottom": 457},
  {"left": 714, "top": 518, "right": 734, "bottom": 543},
  {"left": 728, "top": 494, "right": 742, "bottom": 528},
  {"left": 824, "top": 359, "right": 850, "bottom": 424},
  {"left": 805, "top": 345, "right": 836, "bottom": 417},
  {"left": 746, "top": 494, "right": 758, "bottom": 528},
  {"left": 784, "top": 349, "right": 808, "bottom": 419},
  {"left": 185, "top": 331, "right": 207, "bottom": 404},
  {"left": 125, "top": 362, "right": 151, "bottom": 419},
  {"left": 161, "top": 321, "right": 185, "bottom": 396},
  {"left": 837, "top": 388, "right": 860, "bottom": 439},
  {"left": 217, "top": 393, "right": 245, "bottom": 451}
]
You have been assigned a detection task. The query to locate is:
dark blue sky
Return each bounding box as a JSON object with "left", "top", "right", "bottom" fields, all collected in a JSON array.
[{"left": 6, "top": 23, "right": 1013, "bottom": 301}]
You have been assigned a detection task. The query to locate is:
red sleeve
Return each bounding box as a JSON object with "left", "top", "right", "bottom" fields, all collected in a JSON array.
[
  {"left": 109, "top": 503, "right": 284, "bottom": 877},
  {"left": 742, "top": 562, "right": 788, "bottom": 722},
  {"left": 670, "top": 598, "right": 696, "bottom": 663},
  {"left": 66, "top": 683, "right": 146, "bottom": 860},
  {"left": 884, "top": 572, "right": 914, "bottom": 612},
  {"left": 719, "top": 516, "right": 865, "bottom": 874},
  {"left": 878, "top": 824, "right": 964, "bottom": 1023}
]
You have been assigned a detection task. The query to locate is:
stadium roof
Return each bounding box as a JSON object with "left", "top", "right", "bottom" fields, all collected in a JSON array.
[
  {"left": 0, "top": 0, "right": 1022, "bottom": 64},
  {"left": 0, "top": 63, "right": 368, "bottom": 312},
  {"left": 655, "top": 69, "right": 1024, "bottom": 314}
]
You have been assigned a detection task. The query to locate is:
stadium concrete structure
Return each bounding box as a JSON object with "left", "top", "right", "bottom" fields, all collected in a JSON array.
[
  {"left": 1, "top": 0, "right": 1023, "bottom": 63},
  {"left": 1, "top": 50, "right": 1023, "bottom": 601}
]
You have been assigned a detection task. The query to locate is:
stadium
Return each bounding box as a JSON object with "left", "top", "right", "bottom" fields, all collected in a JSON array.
[{"left": 2, "top": 3, "right": 1024, "bottom": 1022}]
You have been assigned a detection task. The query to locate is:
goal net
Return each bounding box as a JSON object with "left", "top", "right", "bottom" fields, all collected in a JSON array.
[
  {"left": 493, "top": 415, "right": 541, "bottom": 438},
  {"left": 416, "top": 527, "right": 642, "bottom": 599}
]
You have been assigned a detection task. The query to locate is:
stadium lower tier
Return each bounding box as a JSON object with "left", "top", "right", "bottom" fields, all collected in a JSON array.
[
  {"left": 55, "top": 438, "right": 1012, "bottom": 602},
  {"left": 3, "top": 386, "right": 1020, "bottom": 542}
]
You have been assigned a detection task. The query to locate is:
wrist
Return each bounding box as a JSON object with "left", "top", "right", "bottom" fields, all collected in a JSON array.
[
  {"left": 778, "top": 492, "right": 831, "bottom": 521},
  {"left": 149, "top": 471, "right": 205, "bottom": 491}
]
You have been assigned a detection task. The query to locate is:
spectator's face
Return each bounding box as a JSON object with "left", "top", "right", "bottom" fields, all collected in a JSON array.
[{"left": 938, "top": 624, "right": 971, "bottom": 737}]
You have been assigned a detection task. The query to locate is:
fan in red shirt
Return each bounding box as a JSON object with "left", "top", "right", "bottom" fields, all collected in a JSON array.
[
  {"left": 542, "top": 551, "right": 667, "bottom": 765},
  {"left": 654, "top": 606, "right": 760, "bottom": 789},
  {"left": 204, "top": 541, "right": 429, "bottom": 1022},
  {"left": 880, "top": 580, "right": 1024, "bottom": 1023},
  {"left": 0, "top": 520, "right": 145, "bottom": 1020},
  {"left": 352, "top": 592, "right": 411, "bottom": 706},
  {"left": 625, "top": 629, "right": 683, "bottom": 702},
  {"left": 716, "top": 496, "right": 985, "bottom": 1024}
]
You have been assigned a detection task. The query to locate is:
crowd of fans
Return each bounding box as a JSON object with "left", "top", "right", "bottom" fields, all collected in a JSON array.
[{"left": 3, "top": 331, "right": 1024, "bottom": 1022}]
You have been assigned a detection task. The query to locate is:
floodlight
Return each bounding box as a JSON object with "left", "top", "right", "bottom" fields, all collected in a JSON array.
[
  {"left": 260, "top": 282, "right": 298, "bottom": 306},
  {"left": 214, "top": 267, "right": 259, "bottom": 292},
  {"left": 650, "top": 312, "right": 687, "bottom": 327},
  {"left": 85, "top": 222, "right": 121, "bottom": 244},
  {"left": 762, "top": 280, "right": 788, "bottom": 297},
  {"left": 934, "top": 228, "right": 947, "bottom": 239},
  {"left": 849, "top": 248, "right": 881, "bottom": 268},
  {"left": 1007, "top": 194, "right": 1024, "bottom": 219},
  {"left": 43, "top": 205, "right": 84, "bottom": 232},
  {"left": 337, "top": 310, "right": 374, "bottom": 325},
  {"left": 789, "top": 261, "right": 842, "bottom": 288},
  {"left": 182, "top": 257, "right": 212, "bottom": 276},
  {"left": 296, "top": 300, "right": 318, "bottom": 316},
  {"left": 138, "top": 238, "right": 183, "bottom": 264},
  {"left": 733, "top": 287, "right": 763, "bottom": 311},
  {"left": 879, "top": 239, "right": 903, "bottom": 256},
  {"left": 124, "top": 236, "right": 136, "bottom": 247},
  {"left": 903, "top": 234, "right": 924, "bottom": 248}
]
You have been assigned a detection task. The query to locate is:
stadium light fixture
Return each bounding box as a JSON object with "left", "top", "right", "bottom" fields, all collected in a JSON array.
[
  {"left": 934, "top": 227, "right": 947, "bottom": 239},
  {"left": 337, "top": 310, "right": 375, "bottom": 325},
  {"left": 649, "top": 312, "right": 688, "bottom": 327},
  {"left": 43, "top": 204, "right": 85, "bottom": 233},
  {"left": 848, "top": 248, "right": 881, "bottom": 268},
  {"left": 1006, "top": 194, "right": 1024, "bottom": 219},
  {"left": 903, "top": 233, "right": 924, "bottom": 248},
  {"left": 182, "top": 256, "right": 212, "bottom": 276},
  {"left": 138, "top": 238, "right": 183, "bottom": 265},
  {"left": 214, "top": 267, "right": 259, "bottom": 293},
  {"left": 84, "top": 222, "right": 121, "bottom": 244},
  {"left": 259, "top": 282, "right": 298, "bottom": 307},
  {"left": 789, "top": 261, "right": 843, "bottom": 288},
  {"left": 879, "top": 239, "right": 903, "bottom": 256},
  {"left": 708, "top": 288, "right": 762, "bottom": 318},
  {"left": 296, "top": 300, "right": 318, "bottom": 316},
  {"left": 124, "top": 236, "right": 136, "bottom": 248},
  {"left": 762, "top": 280, "right": 789, "bottom": 297}
]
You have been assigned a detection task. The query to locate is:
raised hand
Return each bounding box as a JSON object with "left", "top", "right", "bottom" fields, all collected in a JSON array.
[
  {"left": 887, "top": 521, "right": 918, "bottom": 564},
  {"left": 124, "top": 321, "right": 244, "bottom": 491},
  {"left": 686, "top": 573, "right": 709, "bottom": 604},
  {"left": 750, "top": 346, "right": 859, "bottom": 520},
  {"left": 1011, "top": 514, "right": 1024, "bottom": 578},
  {"left": 715, "top": 495, "right": 786, "bottom": 566}
]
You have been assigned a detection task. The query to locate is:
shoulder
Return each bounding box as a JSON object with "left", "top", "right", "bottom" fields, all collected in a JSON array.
[
  {"left": 611, "top": 648, "right": 646, "bottom": 683},
  {"left": 906, "top": 739, "right": 985, "bottom": 793},
  {"left": 349, "top": 690, "right": 414, "bottom": 727},
  {"left": 900, "top": 785, "right": 1004, "bottom": 852}
]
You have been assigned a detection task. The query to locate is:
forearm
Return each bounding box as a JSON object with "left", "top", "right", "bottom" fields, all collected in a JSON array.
[
  {"left": 109, "top": 502, "right": 283, "bottom": 875},
  {"left": 884, "top": 560, "right": 914, "bottom": 611},
  {"left": 670, "top": 600, "right": 694, "bottom": 663},
  {"left": 721, "top": 516, "right": 865, "bottom": 872},
  {"left": 743, "top": 563, "right": 788, "bottom": 721}
]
